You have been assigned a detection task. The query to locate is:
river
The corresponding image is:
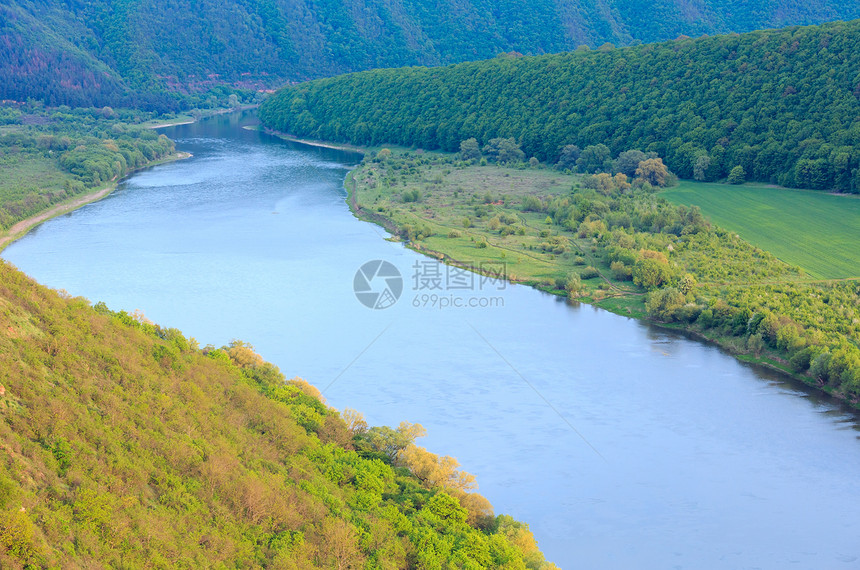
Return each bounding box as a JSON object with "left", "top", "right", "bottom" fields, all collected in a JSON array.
[{"left": 5, "top": 112, "right": 860, "bottom": 569}]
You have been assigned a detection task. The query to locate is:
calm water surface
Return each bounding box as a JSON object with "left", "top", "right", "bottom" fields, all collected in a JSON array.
[{"left": 6, "top": 113, "right": 860, "bottom": 569}]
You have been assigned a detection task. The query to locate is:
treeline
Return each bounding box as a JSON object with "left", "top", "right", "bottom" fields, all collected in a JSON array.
[
  {"left": 462, "top": 137, "right": 675, "bottom": 188},
  {"left": 0, "top": 258, "right": 557, "bottom": 568},
  {"left": 261, "top": 19, "right": 860, "bottom": 192},
  {"left": 3, "top": 0, "right": 859, "bottom": 109},
  {"left": 0, "top": 105, "right": 175, "bottom": 230}
]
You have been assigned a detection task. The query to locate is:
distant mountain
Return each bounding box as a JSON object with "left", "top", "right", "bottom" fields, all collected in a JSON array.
[
  {"left": 259, "top": 19, "right": 860, "bottom": 192},
  {"left": 2, "top": 0, "right": 860, "bottom": 109}
]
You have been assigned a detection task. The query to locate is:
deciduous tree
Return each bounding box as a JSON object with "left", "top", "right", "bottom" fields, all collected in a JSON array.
[
  {"left": 459, "top": 138, "right": 481, "bottom": 161},
  {"left": 635, "top": 158, "right": 670, "bottom": 187}
]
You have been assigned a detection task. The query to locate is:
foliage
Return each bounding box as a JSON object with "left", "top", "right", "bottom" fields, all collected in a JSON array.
[
  {"left": 727, "top": 165, "right": 746, "bottom": 184},
  {"left": 556, "top": 144, "right": 581, "bottom": 170},
  {"left": 0, "top": 260, "right": 555, "bottom": 568},
  {"left": 635, "top": 158, "right": 671, "bottom": 187},
  {"left": 615, "top": 149, "right": 655, "bottom": 177},
  {"left": 576, "top": 144, "right": 612, "bottom": 174},
  {"left": 460, "top": 137, "right": 481, "bottom": 161},
  {"left": 483, "top": 137, "right": 525, "bottom": 164},
  {"left": 633, "top": 257, "right": 675, "bottom": 290},
  {"left": 645, "top": 287, "right": 687, "bottom": 320},
  {"left": 261, "top": 20, "right": 860, "bottom": 193},
  {"left": 5, "top": 0, "right": 859, "bottom": 108}
]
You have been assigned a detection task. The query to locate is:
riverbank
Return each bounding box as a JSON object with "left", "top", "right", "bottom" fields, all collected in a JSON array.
[
  {"left": 147, "top": 104, "right": 261, "bottom": 130},
  {"left": 0, "top": 151, "right": 192, "bottom": 251},
  {"left": 251, "top": 126, "right": 369, "bottom": 154},
  {"left": 329, "top": 144, "right": 859, "bottom": 410},
  {"left": 148, "top": 119, "right": 195, "bottom": 129}
]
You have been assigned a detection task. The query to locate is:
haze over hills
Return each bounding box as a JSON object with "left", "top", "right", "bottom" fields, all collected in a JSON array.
[
  {"left": 259, "top": 19, "right": 860, "bottom": 192},
  {"left": 2, "top": 0, "right": 860, "bottom": 109}
]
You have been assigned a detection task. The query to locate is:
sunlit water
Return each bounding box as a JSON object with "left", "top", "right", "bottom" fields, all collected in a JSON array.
[{"left": 5, "top": 112, "right": 860, "bottom": 569}]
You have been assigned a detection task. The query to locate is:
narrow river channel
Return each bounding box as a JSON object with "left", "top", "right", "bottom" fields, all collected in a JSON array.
[{"left": 5, "top": 112, "right": 860, "bottom": 569}]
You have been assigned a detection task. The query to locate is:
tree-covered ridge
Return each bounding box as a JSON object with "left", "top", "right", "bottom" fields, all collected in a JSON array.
[
  {"left": 3, "top": 0, "right": 860, "bottom": 110},
  {"left": 0, "top": 260, "right": 556, "bottom": 568},
  {"left": 260, "top": 19, "right": 860, "bottom": 193}
]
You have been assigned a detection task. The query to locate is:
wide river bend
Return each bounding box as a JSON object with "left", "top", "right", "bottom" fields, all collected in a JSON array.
[{"left": 5, "top": 113, "right": 860, "bottom": 569}]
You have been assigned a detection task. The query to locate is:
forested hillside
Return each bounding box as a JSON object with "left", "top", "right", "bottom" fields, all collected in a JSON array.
[
  {"left": 2, "top": 0, "right": 859, "bottom": 110},
  {"left": 0, "top": 259, "right": 557, "bottom": 568},
  {"left": 260, "top": 19, "right": 860, "bottom": 192}
]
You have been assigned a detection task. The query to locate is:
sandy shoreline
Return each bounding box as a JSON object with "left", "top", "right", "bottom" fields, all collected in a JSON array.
[
  {"left": 150, "top": 105, "right": 261, "bottom": 130},
  {"left": 150, "top": 120, "right": 195, "bottom": 129},
  {"left": 0, "top": 152, "right": 192, "bottom": 251},
  {"left": 253, "top": 127, "right": 367, "bottom": 154}
]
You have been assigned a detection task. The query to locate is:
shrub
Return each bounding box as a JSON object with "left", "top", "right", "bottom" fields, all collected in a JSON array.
[
  {"left": 565, "top": 273, "right": 584, "bottom": 298},
  {"left": 646, "top": 287, "right": 686, "bottom": 321},
  {"left": 402, "top": 188, "right": 422, "bottom": 202},
  {"left": 610, "top": 261, "right": 632, "bottom": 280},
  {"left": 727, "top": 165, "right": 746, "bottom": 184}
]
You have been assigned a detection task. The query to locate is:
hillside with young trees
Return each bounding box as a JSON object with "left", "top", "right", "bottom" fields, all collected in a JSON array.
[
  {"left": 260, "top": 19, "right": 860, "bottom": 192},
  {"left": 2, "top": 0, "right": 859, "bottom": 110},
  {"left": 0, "top": 258, "right": 558, "bottom": 568}
]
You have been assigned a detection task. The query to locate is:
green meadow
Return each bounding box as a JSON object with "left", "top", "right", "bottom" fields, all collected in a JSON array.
[
  {"left": 662, "top": 182, "right": 860, "bottom": 279},
  {"left": 0, "top": 153, "right": 71, "bottom": 230},
  {"left": 349, "top": 157, "right": 638, "bottom": 305}
]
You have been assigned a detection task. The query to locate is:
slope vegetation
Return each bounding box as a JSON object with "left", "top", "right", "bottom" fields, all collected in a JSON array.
[
  {"left": 2, "top": 0, "right": 860, "bottom": 109},
  {"left": 260, "top": 20, "right": 860, "bottom": 192},
  {"left": 0, "top": 260, "right": 555, "bottom": 568}
]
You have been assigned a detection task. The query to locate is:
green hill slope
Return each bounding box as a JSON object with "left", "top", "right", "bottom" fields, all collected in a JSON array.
[
  {"left": 259, "top": 19, "right": 860, "bottom": 193},
  {"left": 0, "top": 260, "right": 556, "bottom": 568},
  {"left": 2, "top": 0, "right": 860, "bottom": 109}
]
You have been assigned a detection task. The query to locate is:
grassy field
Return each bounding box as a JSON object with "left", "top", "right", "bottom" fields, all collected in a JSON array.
[
  {"left": 0, "top": 152, "right": 71, "bottom": 230},
  {"left": 662, "top": 181, "right": 860, "bottom": 279},
  {"left": 0, "top": 154, "right": 68, "bottom": 196},
  {"left": 351, "top": 155, "right": 645, "bottom": 312}
]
